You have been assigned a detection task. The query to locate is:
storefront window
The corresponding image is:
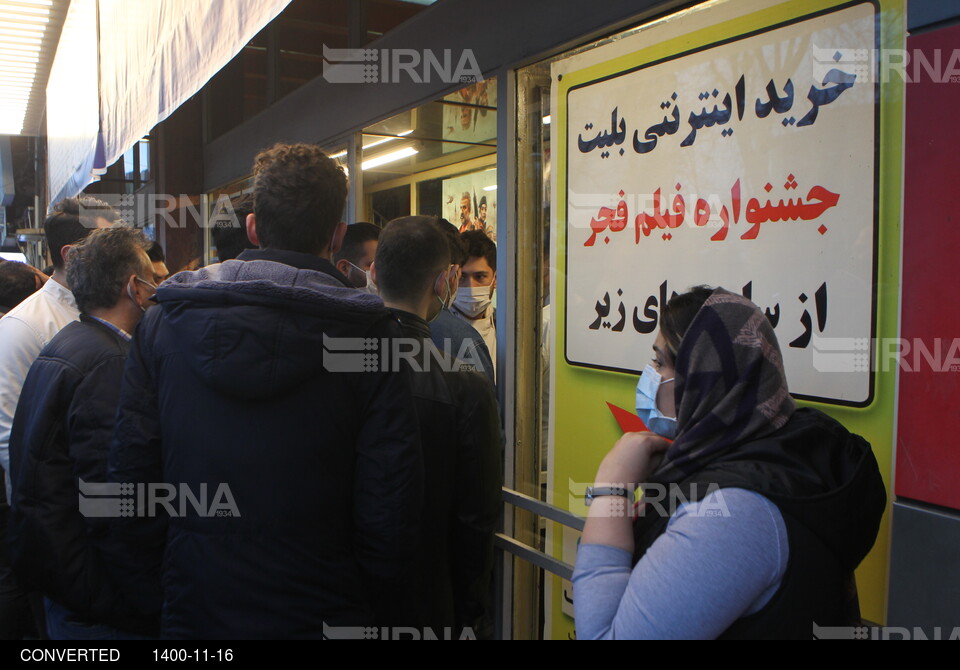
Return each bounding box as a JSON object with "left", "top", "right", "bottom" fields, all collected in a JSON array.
[{"left": 360, "top": 79, "right": 496, "bottom": 227}]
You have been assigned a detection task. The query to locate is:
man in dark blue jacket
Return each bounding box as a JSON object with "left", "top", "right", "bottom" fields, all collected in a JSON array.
[
  {"left": 7, "top": 227, "right": 157, "bottom": 639},
  {"left": 106, "top": 143, "right": 423, "bottom": 639}
]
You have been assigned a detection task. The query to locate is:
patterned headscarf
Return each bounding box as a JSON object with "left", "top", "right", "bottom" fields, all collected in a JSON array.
[{"left": 649, "top": 287, "right": 796, "bottom": 484}]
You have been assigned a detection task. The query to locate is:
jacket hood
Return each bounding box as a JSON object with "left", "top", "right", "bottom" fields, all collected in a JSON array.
[
  {"left": 697, "top": 408, "right": 887, "bottom": 573},
  {"left": 153, "top": 259, "right": 388, "bottom": 400}
]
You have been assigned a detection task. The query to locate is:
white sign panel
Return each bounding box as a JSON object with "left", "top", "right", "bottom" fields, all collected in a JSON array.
[{"left": 564, "top": 3, "right": 877, "bottom": 404}]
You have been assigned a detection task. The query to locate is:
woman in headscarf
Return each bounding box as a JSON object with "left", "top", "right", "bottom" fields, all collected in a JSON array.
[{"left": 572, "top": 286, "right": 886, "bottom": 639}]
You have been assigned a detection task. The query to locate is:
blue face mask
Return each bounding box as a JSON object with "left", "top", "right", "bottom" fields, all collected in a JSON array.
[{"left": 635, "top": 364, "right": 677, "bottom": 439}]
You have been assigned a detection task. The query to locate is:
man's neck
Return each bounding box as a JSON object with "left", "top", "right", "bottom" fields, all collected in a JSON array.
[
  {"left": 50, "top": 269, "right": 69, "bottom": 289},
  {"left": 382, "top": 297, "right": 428, "bottom": 321},
  {"left": 88, "top": 305, "right": 138, "bottom": 337}
]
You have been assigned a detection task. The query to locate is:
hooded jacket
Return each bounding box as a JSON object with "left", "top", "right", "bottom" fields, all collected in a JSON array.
[{"left": 105, "top": 250, "right": 423, "bottom": 639}]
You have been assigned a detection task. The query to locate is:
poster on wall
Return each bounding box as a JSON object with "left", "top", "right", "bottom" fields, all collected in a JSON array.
[
  {"left": 442, "top": 80, "right": 497, "bottom": 153},
  {"left": 441, "top": 168, "right": 497, "bottom": 241},
  {"left": 546, "top": 0, "right": 904, "bottom": 639},
  {"left": 565, "top": 2, "right": 878, "bottom": 406}
]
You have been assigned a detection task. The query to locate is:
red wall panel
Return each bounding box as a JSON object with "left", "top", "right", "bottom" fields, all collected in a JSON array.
[{"left": 897, "top": 23, "right": 960, "bottom": 509}]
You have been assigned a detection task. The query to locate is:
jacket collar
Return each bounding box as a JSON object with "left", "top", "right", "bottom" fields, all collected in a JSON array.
[
  {"left": 387, "top": 308, "right": 431, "bottom": 339},
  {"left": 236, "top": 248, "right": 352, "bottom": 287},
  {"left": 78, "top": 312, "right": 133, "bottom": 344}
]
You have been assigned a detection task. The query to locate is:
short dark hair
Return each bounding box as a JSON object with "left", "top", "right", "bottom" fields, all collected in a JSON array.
[
  {"left": 333, "top": 222, "right": 381, "bottom": 265},
  {"left": 659, "top": 285, "right": 715, "bottom": 362},
  {"left": 461, "top": 229, "right": 496, "bottom": 272},
  {"left": 375, "top": 216, "right": 450, "bottom": 303},
  {"left": 252, "top": 143, "right": 347, "bottom": 254},
  {"left": 211, "top": 193, "right": 257, "bottom": 261},
  {"left": 0, "top": 261, "right": 40, "bottom": 312},
  {"left": 146, "top": 240, "right": 165, "bottom": 263},
  {"left": 44, "top": 197, "right": 119, "bottom": 270},
  {"left": 432, "top": 218, "right": 466, "bottom": 266},
  {"left": 66, "top": 227, "right": 151, "bottom": 313}
]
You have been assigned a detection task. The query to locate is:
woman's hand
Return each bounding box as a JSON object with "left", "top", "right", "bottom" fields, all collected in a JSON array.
[
  {"left": 595, "top": 432, "right": 671, "bottom": 487},
  {"left": 581, "top": 432, "right": 671, "bottom": 553}
]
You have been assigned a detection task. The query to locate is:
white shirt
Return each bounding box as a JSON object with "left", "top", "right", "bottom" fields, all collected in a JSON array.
[{"left": 0, "top": 278, "right": 79, "bottom": 499}]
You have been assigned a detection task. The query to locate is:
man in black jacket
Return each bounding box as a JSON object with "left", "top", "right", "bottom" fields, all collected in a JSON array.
[
  {"left": 371, "top": 216, "right": 501, "bottom": 636},
  {"left": 7, "top": 227, "right": 157, "bottom": 639},
  {"left": 105, "top": 143, "right": 423, "bottom": 639}
]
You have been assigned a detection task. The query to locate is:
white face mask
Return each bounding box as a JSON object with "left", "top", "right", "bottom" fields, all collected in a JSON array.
[
  {"left": 453, "top": 286, "right": 491, "bottom": 318},
  {"left": 347, "top": 261, "right": 378, "bottom": 295},
  {"left": 127, "top": 277, "right": 157, "bottom": 313},
  {"left": 430, "top": 268, "right": 454, "bottom": 323}
]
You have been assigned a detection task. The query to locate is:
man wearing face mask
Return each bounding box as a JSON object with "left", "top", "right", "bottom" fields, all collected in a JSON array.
[
  {"left": 429, "top": 219, "right": 495, "bottom": 387},
  {"left": 451, "top": 230, "right": 497, "bottom": 378},
  {"left": 333, "top": 221, "right": 381, "bottom": 292},
  {"left": 7, "top": 227, "right": 157, "bottom": 639},
  {"left": 371, "top": 216, "right": 501, "bottom": 636}
]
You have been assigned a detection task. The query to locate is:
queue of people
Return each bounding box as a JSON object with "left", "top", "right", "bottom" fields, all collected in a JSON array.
[
  {"left": 0, "top": 140, "right": 886, "bottom": 640},
  {"left": 0, "top": 143, "right": 501, "bottom": 640}
]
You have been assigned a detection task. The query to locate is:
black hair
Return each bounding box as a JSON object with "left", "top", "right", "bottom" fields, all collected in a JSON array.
[
  {"left": 375, "top": 216, "right": 450, "bottom": 303},
  {"left": 252, "top": 143, "right": 347, "bottom": 254},
  {"left": 211, "top": 193, "right": 257, "bottom": 261},
  {"left": 44, "top": 197, "right": 119, "bottom": 270},
  {"left": 431, "top": 218, "right": 467, "bottom": 266},
  {"left": 333, "top": 221, "right": 381, "bottom": 265},
  {"left": 146, "top": 240, "right": 165, "bottom": 263},
  {"left": 461, "top": 229, "right": 496, "bottom": 272},
  {"left": 0, "top": 261, "right": 40, "bottom": 312},
  {"left": 659, "top": 285, "right": 715, "bottom": 361}
]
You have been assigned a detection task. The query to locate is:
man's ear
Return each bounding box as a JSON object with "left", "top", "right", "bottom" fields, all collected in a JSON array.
[
  {"left": 329, "top": 221, "right": 348, "bottom": 256},
  {"left": 125, "top": 274, "right": 141, "bottom": 308},
  {"left": 245, "top": 213, "right": 260, "bottom": 247},
  {"left": 59, "top": 244, "right": 72, "bottom": 266},
  {"left": 335, "top": 259, "right": 351, "bottom": 276},
  {"left": 450, "top": 265, "right": 462, "bottom": 294},
  {"left": 492, "top": 271, "right": 497, "bottom": 290},
  {"left": 368, "top": 260, "right": 378, "bottom": 287}
]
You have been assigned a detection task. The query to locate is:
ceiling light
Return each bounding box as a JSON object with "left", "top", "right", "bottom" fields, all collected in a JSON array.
[
  {"left": 0, "top": 3, "right": 50, "bottom": 15},
  {"left": 0, "top": 53, "right": 39, "bottom": 63},
  {"left": 362, "top": 146, "right": 419, "bottom": 171},
  {"left": 0, "top": 43, "right": 42, "bottom": 53},
  {"left": 0, "top": 12, "right": 49, "bottom": 24},
  {"left": 0, "top": 65, "right": 39, "bottom": 74}
]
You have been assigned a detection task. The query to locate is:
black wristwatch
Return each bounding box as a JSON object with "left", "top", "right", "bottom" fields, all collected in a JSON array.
[{"left": 584, "top": 485, "right": 635, "bottom": 506}]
